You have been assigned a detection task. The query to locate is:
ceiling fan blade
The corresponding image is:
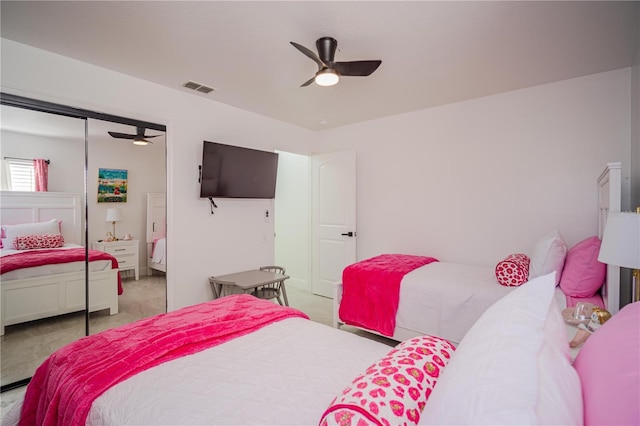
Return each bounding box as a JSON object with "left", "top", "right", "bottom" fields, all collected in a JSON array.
[
  {"left": 290, "top": 41, "right": 326, "bottom": 70},
  {"left": 333, "top": 60, "right": 382, "bottom": 77},
  {"left": 108, "top": 131, "right": 136, "bottom": 140},
  {"left": 300, "top": 76, "right": 316, "bottom": 87},
  {"left": 142, "top": 134, "right": 161, "bottom": 138}
]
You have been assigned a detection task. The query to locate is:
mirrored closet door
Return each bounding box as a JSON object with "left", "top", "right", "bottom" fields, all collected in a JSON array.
[
  {"left": 0, "top": 95, "right": 167, "bottom": 391},
  {"left": 86, "top": 119, "right": 167, "bottom": 334},
  {"left": 0, "top": 105, "right": 88, "bottom": 388}
]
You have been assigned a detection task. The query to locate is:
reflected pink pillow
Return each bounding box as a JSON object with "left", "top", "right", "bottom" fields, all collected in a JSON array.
[
  {"left": 559, "top": 236, "right": 605, "bottom": 297},
  {"left": 573, "top": 301, "right": 640, "bottom": 425}
]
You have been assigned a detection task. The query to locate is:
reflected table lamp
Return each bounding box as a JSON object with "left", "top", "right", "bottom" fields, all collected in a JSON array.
[
  {"left": 105, "top": 208, "right": 123, "bottom": 241},
  {"left": 598, "top": 211, "right": 640, "bottom": 302}
]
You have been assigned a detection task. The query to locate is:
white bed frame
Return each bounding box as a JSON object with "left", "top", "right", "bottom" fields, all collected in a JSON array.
[
  {"left": 598, "top": 162, "right": 622, "bottom": 315},
  {"left": 0, "top": 191, "right": 119, "bottom": 335},
  {"left": 333, "top": 162, "right": 623, "bottom": 339},
  {"left": 146, "top": 192, "right": 166, "bottom": 273}
]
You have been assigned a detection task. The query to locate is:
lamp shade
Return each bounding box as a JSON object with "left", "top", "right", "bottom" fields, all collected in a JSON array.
[
  {"left": 105, "top": 208, "right": 122, "bottom": 223},
  {"left": 598, "top": 212, "right": 640, "bottom": 269}
]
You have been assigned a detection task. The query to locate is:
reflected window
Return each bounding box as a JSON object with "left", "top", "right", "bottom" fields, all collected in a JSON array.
[{"left": 2, "top": 158, "right": 35, "bottom": 191}]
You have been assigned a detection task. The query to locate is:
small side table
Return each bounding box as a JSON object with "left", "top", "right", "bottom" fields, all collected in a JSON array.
[
  {"left": 209, "top": 269, "right": 289, "bottom": 305},
  {"left": 92, "top": 239, "right": 139, "bottom": 280}
]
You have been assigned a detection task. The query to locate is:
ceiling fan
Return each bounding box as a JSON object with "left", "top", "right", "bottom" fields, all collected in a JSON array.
[
  {"left": 108, "top": 126, "right": 160, "bottom": 145},
  {"left": 290, "top": 37, "right": 382, "bottom": 87}
]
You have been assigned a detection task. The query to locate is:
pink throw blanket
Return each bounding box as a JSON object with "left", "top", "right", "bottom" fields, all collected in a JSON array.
[
  {"left": 19, "top": 294, "right": 308, "bottom": 426},
  {"left": 339, "top": 254, "right": 438, "bottom": 337},
  {"left": 0, "top": 248, "right": 123, "bottom": 295}
]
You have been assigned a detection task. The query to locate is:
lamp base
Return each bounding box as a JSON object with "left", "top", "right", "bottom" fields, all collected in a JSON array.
[{"left": 112, "top": 222, "right": 119, "bottom": 241}]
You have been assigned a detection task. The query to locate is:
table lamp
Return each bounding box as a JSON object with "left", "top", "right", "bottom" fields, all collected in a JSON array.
[
  {"left": 598, "top": 211, "right": 640, "bottom": 302},
  {"left": 105, "top": 208, "right": 123, "bottom": 241}
]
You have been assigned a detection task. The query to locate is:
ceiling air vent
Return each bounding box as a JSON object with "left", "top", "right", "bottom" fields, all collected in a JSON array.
[{"left": 182, "top": 81, "right": 215, "bottom": 94}]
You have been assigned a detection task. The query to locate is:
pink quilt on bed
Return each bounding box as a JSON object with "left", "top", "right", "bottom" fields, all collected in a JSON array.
[
  {"left": 1, "top": 248, "right": 123, "bottom": 295},
  {"left": 19, "top": 294, "right": 308, "bottom": 426},
  {"left": 339, "top": 254, "right": 438, "bottom": 337}
]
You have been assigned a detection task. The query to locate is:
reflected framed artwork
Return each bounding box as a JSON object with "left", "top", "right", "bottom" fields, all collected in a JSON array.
[{"left": 98, "top": 168, "right": 128, "bottom": 203}]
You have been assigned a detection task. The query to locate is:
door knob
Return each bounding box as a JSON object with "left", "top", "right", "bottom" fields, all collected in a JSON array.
[{"left": 341, "top": 232, "right": 355, "bottom": 237}]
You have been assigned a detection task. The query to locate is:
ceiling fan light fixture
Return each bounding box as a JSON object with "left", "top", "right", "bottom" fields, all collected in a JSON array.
[
  {"left": 315, "top": 69, "right": 339, "bottom": 86},
  {"left": 133, "top": 138, "right": 149, "bottom": 146}
]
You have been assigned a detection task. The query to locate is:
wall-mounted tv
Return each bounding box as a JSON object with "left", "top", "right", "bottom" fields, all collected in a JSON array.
[{"left": 200, "top": 141, "right": 279, "bottom": 199}]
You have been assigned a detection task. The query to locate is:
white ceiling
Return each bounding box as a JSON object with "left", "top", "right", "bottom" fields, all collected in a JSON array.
[{"left": 1, "top": 1, "right": 638, "bottom": 131}]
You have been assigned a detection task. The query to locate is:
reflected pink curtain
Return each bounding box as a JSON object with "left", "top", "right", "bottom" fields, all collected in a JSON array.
[{"left": 34, "top": 159, "right": 49, "bottom": 192}]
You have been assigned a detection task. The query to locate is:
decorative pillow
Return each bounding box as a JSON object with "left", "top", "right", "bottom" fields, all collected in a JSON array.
[
  {"left": 529, "top": 230, "right": 567, "bottom": 284},
  {"left": 573, "top": 301, "right": 640, "bottom": 425},
  {"left": 2, "top": 219, "right": 61, "bottom": 247},
  {"left": 12, "top": 234, "right": 65, "bottom": 250},
  {"left": 320, "top": 335, "right": 456, "bottom": 426},
  {"left": 559, "top": 236, "right": 606, "bottom": 298},
  {"left": 495, "top": 253, "right": 530, "bottom": 286},
  {"left": 420, "top": 272, "right": 582, "bottom": 425}
]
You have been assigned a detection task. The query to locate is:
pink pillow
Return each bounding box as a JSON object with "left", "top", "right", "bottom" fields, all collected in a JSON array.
[
  {"left": 573, "top": 301, "right": 640, "bottom": 425},
  {"left": 495, "top": 253, "right": 530, "bottom": 287},
  {"left": 320, "top": 335, "right": 456, "bottom": 426},
  {"left": 13, "top": 234, "right": 65, "bottom": 250},
  {"left": 559, "top": 236, "right": 606, "bottom": 298}
]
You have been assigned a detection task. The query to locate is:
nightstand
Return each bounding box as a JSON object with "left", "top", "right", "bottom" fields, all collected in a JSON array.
[{"left": 92, "top": 239, "right": 139, "bottom": 280}]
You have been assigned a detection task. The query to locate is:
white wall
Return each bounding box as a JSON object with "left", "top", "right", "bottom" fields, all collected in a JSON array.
[
  {"left": 1, "top": 39, "right": 318, "bottom": 310},
  {"left": 274, "top": 151, "right": 311, "bottom": 291},
  {"left": 2, "top": 38, "right": 634, "bottom": 309},
  {"left": 0, "top": 129, "right": 84, "bottom": 193},
  {"left": 316, "top": 69, "right": 632, "bottom": 267}
]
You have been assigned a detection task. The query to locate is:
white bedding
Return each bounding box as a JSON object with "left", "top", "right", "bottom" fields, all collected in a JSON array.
[
  {"left": 151, "top": 237, "right": 166, "bottom": 265},
  {"left": 0, "top": 244, "right": 112, "bottom": 281},
  {"left": 395, "top": 262, "right": 515, "bottom": 344},
  {"left": 90, "top": 318, "right": 390, "bottom": 425},
  {"left": 4, "top": 317, "right": 392, "bottom": 426}
]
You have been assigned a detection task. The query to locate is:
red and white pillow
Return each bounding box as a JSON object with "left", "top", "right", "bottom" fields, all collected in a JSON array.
[
  {"left": 13, "top": 234, "right": 65, "bottom": 250},
  {"left": 320, "top": 335, "right": 456, "bottom": 426},
  {"left": 1, "top": 219, "right": 62, "bottom": 250},
  {"left": 495, "top": 253, "right": 530, "bottom": 287}
]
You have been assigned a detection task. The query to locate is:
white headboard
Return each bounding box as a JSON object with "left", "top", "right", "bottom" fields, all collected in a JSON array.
[
  {"left": 146, "top": 193, "right": 166, "bottom": 244},
  {"left": 0, "top": 191, "right": 83, "bottom": 245},
  {"left": 597, "top": 162, "right": 622, "bottom": 315}
]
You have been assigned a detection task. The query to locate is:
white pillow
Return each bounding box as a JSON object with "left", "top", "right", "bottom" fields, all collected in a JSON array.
[
  {"left": 529, "top": 230, "right": 567, "bottom": 284},
  {"left": 2, "top": 219, "right": 61, "bottom": 249},
  {"left": 420, "top": 272, "right": 582, "bottom": 425}
]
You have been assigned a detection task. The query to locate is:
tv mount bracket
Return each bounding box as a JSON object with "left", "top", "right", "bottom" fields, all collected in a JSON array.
[
  {"left": 199, "top": 165, "right": 218, "bottom": 214},
  {"left": 208, "top": 197, "right": 218, "bottom": 214}
]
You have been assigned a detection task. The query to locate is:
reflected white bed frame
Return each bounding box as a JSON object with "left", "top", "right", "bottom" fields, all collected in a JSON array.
[
  {"left": 0, "top": 191, "right": 119, "bottom": 335},
  {"left": 333, "top": 162, "right": 623, "bottom": 340},
  {"left": 146, "top": 193, "right": 166, "bottom": 273}
]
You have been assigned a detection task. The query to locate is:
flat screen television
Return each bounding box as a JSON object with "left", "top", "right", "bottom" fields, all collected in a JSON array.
[{"left": 200, "top": 141, "right": 279, "bottom": 199}]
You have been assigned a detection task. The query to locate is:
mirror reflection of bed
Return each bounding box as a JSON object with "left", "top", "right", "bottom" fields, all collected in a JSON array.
[{"left": 147, "top": 193, "right": 166, "bottom": 274}]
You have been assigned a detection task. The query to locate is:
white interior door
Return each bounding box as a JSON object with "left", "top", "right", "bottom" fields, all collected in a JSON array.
[{"left": 312, "top": 150, "right": 356, "bottom": 297}]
